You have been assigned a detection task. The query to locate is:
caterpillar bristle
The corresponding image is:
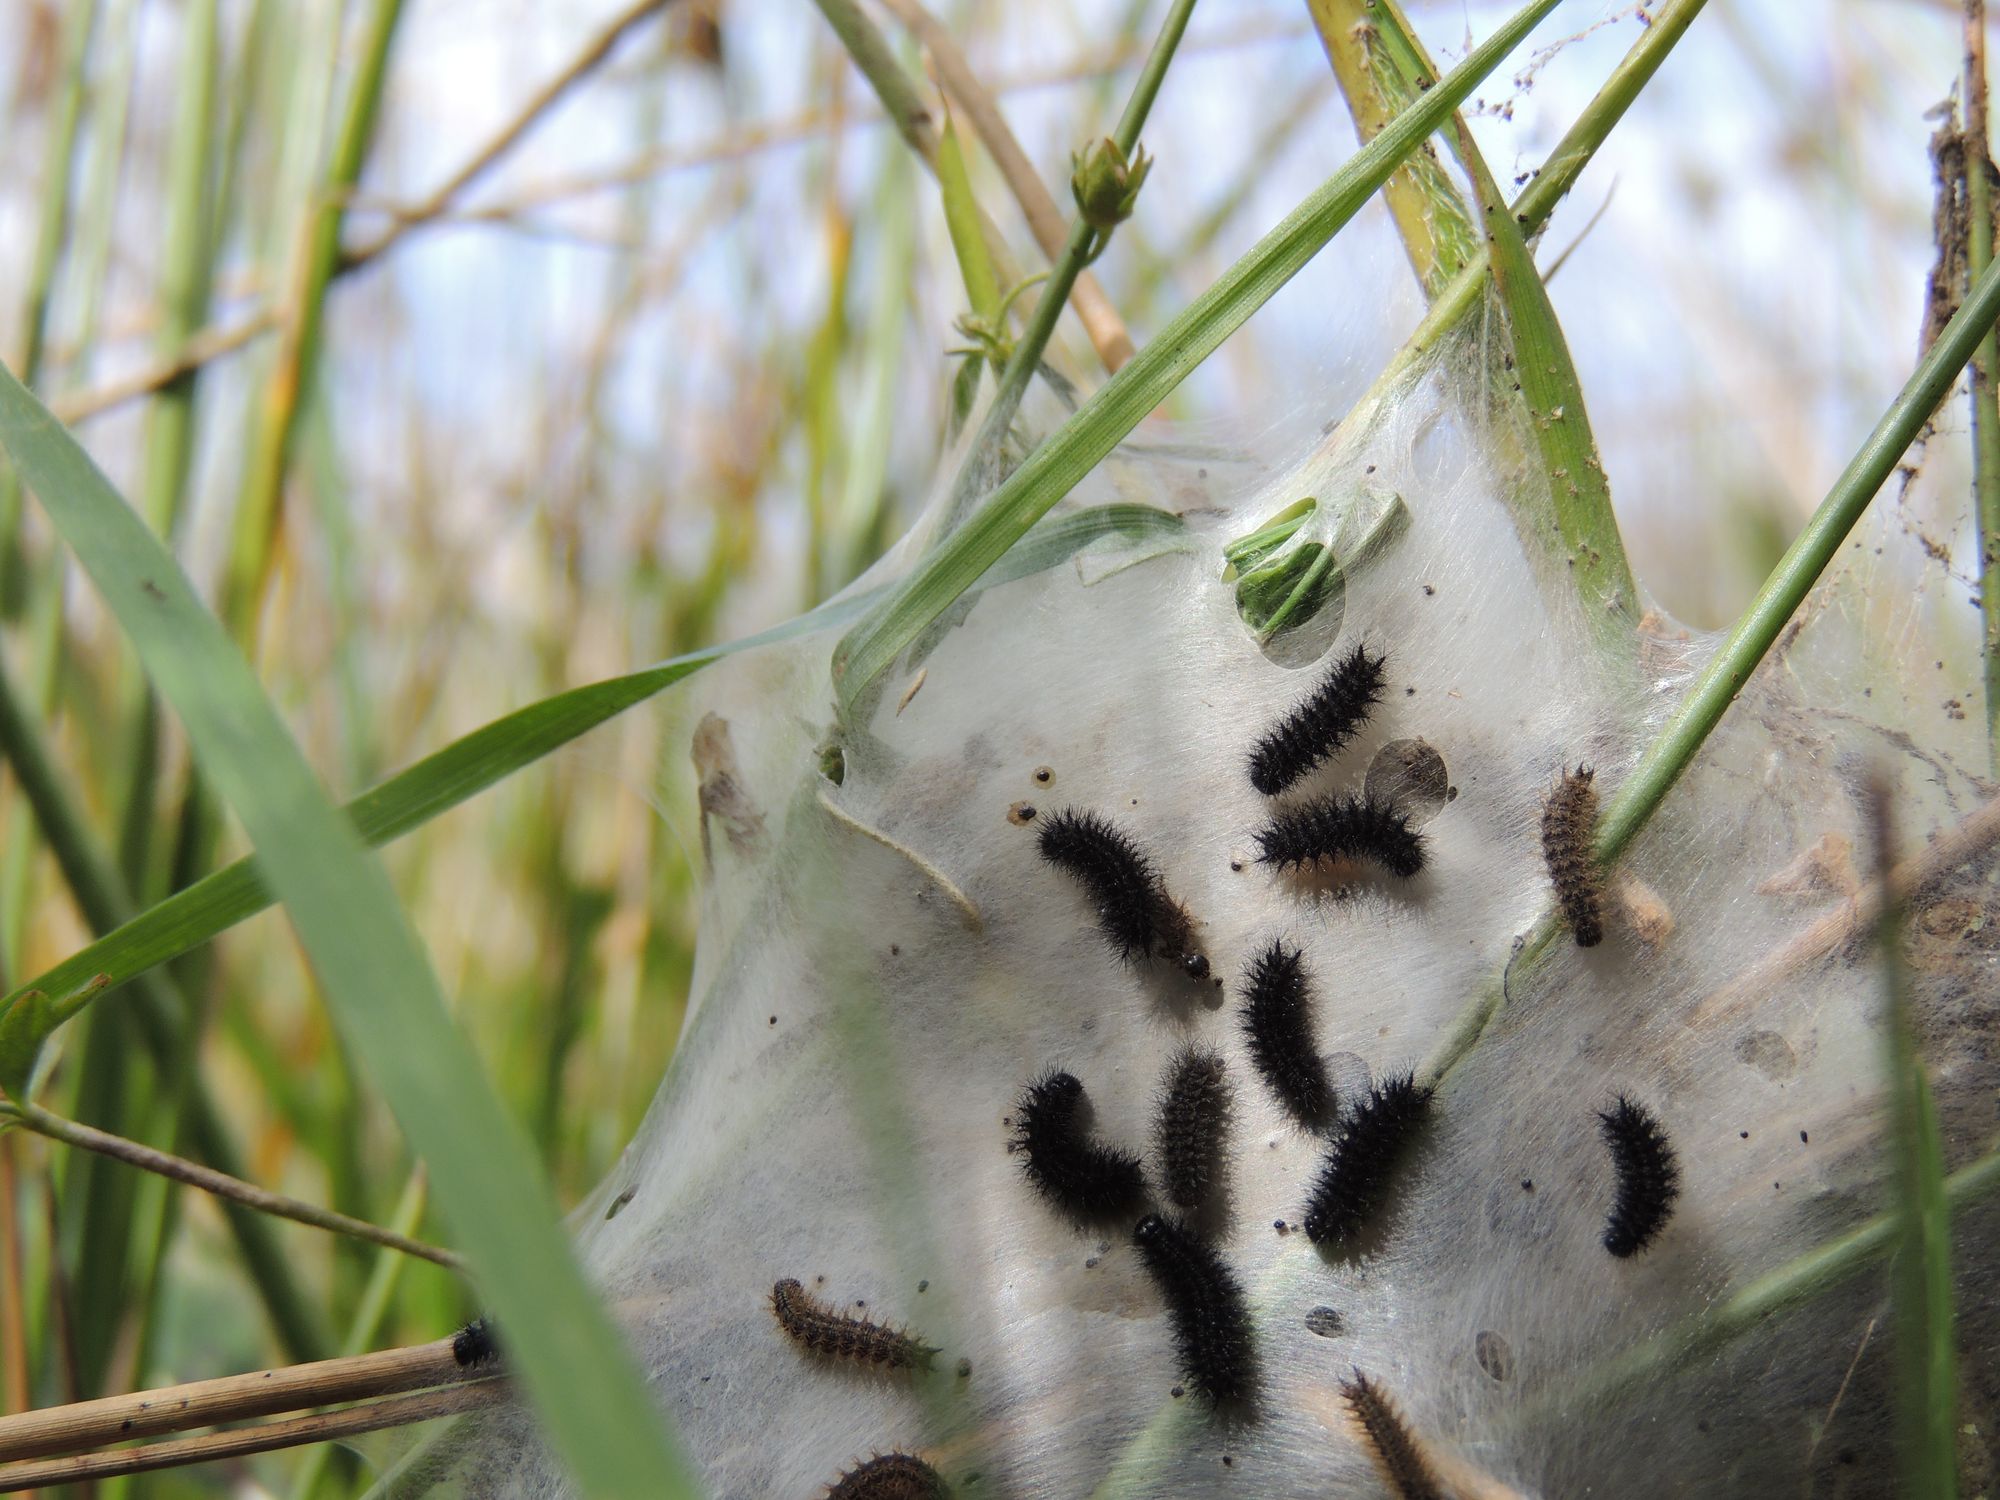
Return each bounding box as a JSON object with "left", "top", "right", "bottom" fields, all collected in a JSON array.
[
  {"left": 1037, "top": 808, "right": 1210, "bottom": 979},
  {"left": 1132, "top": 1213, "right": 1255, "bottom": 1407},
  {"left": 771, "top": 1279, "right": 937, "bottom": 1371},
  {"left": 1255, "top": 794, "right": 1426, "bottom": 881},
  {"left": 1302, "top": 1072, "right": 1433, "bottom": 1249},
  {"left": 1598, "top": 1095, "right": 1680, "bottom": 1257},
  {"left": 1543, "top": 765, "right": 1605, "bottom": 947},
  {"left": 1248, "top": 643, "right": 1388, "bottom": 796},
  {"left": 1239, "top": 941, "right": 1335, "bottom": 1128},
  {"left": 1011, "top": 1069, "right": 1148, "bottom": 1223},
  {"left": 824, "top": 1451, "right": 949, "bottom": 1499},
  {"left": 1155, "top": 1046, "right": 1234, "bottom": 1210},
  {"left": 1342, "top": 1369, "right": 1446, "bottom": 1500}
]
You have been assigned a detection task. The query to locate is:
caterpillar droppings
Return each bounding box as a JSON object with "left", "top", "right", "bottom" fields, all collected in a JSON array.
[
  {"left": 1239, "top": 940, "right": 1334, "bottom": 1127},
  {"left": 1155, "top": 1047, "right": 1234, "bottom": 1210},
  {"left": 1247, "top": 642, "right": 1388, "bottom": 795},
  {"left": 771, "top": 1279, "right": 937, "bottom": 1371},
  {"left": 1011, "top": 1070, "right": 1148, "bottom": 1222},
  {"left": 1342, "top": 1370, "right": 1445, "bottom": 1500},
  {"left": 1303, "top": 1072, "right": 1434, "bottom": 1248},
  {"left": 824, "top": 1452, "right": 949, "bottom": 1499},
  {"left": 1542, "top": 765, "right": 1604, "bottom": 947},
  {"left": 1598, "top": 1096, "right": 1681, "bottom": 1257},
  {"left": 451, "top": 1317, "right": 500, "bottom": 1368},
  {"left": 1255, "top": 793, "right": 1426, "bottom": 880},
  {"left": 1131, "top": 1213, "right": 1255, "bottom": 1407},
  {"left": 1036, "top": 808, "right": 1210, "bottom": 979}
]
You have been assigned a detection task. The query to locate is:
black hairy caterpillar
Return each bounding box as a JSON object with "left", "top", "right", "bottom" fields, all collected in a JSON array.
[
  {"left": 1542, "top": 765, "right": 1604, "bottom": 947},
  {"left": 1131, "top": 1213, "right": 1254, "bottom": 1406},
  {"left": 824, "top": 1452, "right": 949, "bottom": 1499},
  {"left": 1303, "top": 1073, "right": 1434, "bottom": 1248},
  {"left": 771, "top": 1279, "right": 937, "bottom": 1371},
  {"left": 1155, "top": 1047, "right": 1234, "bottom": 1209},
  {"left": 1255, "top": 794, "right": 1425, "bottom": 880},
  {"left": 1598, "top": 1096, "right": 1680, "bottom": 1257},
  {"left": 1342, "top": 1370, "right": 1445, "bottom": 1500},
  {"left": 1247, "top": 642, "right": 1388, "bottom": 795},
  {"left": 1037, "top": 809, "right": 1210, "bottom": 979},
  {"left": 1011, "top": 1070, "right": 1148, "bottom": 1222},
  {"left": 451, "top": 1317, "right": 500, "bottom": 1368},
  {"left": 1239, "top": 941, "right": 1335, "bottom": 1127}
]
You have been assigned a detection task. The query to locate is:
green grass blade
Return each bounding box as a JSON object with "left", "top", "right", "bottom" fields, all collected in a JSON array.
[
  {"left": 7, "top": 502, "right": 1174, "bottom": 1036},
  {"left": 12, "top": 623, "right": 843, "bottom": 1031},
  {"left": 1595, "top": 249, "right": 2000, "bottom": 865},
  {"left": 1349, "top": 0, "right": 1710, "bottom": 432},
  {"left": 1307, "top": 0, "right": 1478, "bottom": 298},
  {"left": 222, "top": 0, "right": 404, "bottom": 636},
  {"left": 119, "top": 0, "right": 224, "bottom": 894},
  {"left": 831, "top": 0, "right": 1564, "bottom": 704},
  {"left": 0, "top": 0, "right": 95, "bottom": 607},
  {"left": 1460, "top": 119, "right": 1636, "bottom": 639},
  {"left": 1307, "top": 0, "right": 1639, "bottom": 639},
  {"left": 0, "top": 370, "right": 698, "bottom": 1496},
  {"left": 1967, "top": 28, "right": 2000, "bottom": 776},
  {"left": 0, "top": 645, "right": 335, "bottom": 1364},
  {"left": 828, "top": 147, "right": 916, "bottom": 593},
  {"left": 1871, "top": 780, "right": 1958, "bottom": 1498},
  {"left": 937, "top": 112, "right": 1001, "bottom": 326}
]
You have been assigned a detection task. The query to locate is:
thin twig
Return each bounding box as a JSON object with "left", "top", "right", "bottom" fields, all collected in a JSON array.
[
  {"left": 1804, "top": 1316, "right": 1877, "bottom": 1467},
  {"left": 0, "top": 1338, "right": 488, "bottom": 1463},
  {"left": 874, "top": 0, "right": 1134, "bottom": 371},
  {"left": 1, "top": 1104, "right": 462, "bottom": 1271},
  {"left": 49, "top": 309, "right": 271, "bottom": 423},
  {"left": 0, "top": 1383, "right": 501, "bottom": 1492}
]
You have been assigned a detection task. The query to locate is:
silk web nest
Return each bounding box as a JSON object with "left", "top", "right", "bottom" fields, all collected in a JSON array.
[{"left": 394, "top": 327, "right": 2000, "bottom": 1498}]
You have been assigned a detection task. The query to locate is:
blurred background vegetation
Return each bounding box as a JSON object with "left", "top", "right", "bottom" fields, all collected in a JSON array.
[{"left": 0, "top": 0, "right": 1987, "bottom": 1491}]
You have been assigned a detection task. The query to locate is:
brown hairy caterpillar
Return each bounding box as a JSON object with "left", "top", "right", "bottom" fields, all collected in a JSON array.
[
  {"left": 824, "top": 1451, "right": 949, "bottom": 1499},
  {"left": 1542, "top": 765, "right": 1604, "bottom": 947},
  {"left": 771, "top": 1279, "right": 937, "bottom": 1371},
  {"left": 1342, "top": 1369, "right": 1445, "bottom": 1500}
]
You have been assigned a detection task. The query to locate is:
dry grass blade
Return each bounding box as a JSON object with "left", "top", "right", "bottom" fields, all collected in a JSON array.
[
  {"left": 0, "top": 1337, "right": 489, "bottom": 1463},
  {"left": 0, "top": 1382, "right": 502, "bottom": 1492}
]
